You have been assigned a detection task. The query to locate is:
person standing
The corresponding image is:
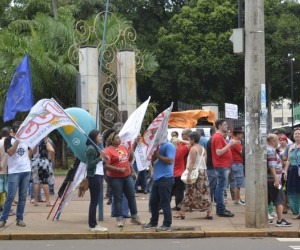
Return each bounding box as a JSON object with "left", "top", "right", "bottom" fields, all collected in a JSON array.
[
  {"left": 197, "top": 128, "right": 208, "bottom": 149},
  {"left": 176, "top": 131, "right": 212, "bottom": 220},
  {"left": 172, "top": 129, "right": 190, "bottom": 217},
  {"left": 104, "top": 130, "right": 144, "bottom": 227},
  {"left": 231, "top": 127, "right": 245, "bottom": 206},
  {"left": 85, "top": 129, "right": 108, "bottom": 232},
  {"left": 0, "top": 121, "right": 32, "bottom": 228},
  {"left": 206, "top": 127, "right": 216, "bottom": 202},
  {"left": 31, "top": 137, "right": 54, "bottom": 207},
  {"left": 143, "top": 141, "right": 176, "bottom": 231},
  {"left": 267, "top": 134, "right": 291, "bottom": 226},
  {"left": 0, "top": 127, "right": 10, "bottom": 212},
  {"left": 211, "top": 119, "right": 237, "bottom": 217},
  {"left": 285, "top": 128, "right": 300, "bottom": 217}
]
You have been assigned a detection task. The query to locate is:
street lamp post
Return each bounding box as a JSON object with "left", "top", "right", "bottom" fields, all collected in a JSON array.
[{"left": 288, "top": 52, "right": 295, "bottom": 129}]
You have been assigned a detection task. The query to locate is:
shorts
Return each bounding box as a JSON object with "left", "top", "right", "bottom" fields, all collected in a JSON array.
[
  {"left": 267, "top": 181, "right": 284, "bottom": 206},
  {"left": 231, "top": 163, "right": 244, "bottom": 188}
]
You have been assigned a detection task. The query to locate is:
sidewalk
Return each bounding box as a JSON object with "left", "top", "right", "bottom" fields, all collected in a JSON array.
[{"left": 0, "top": 175, "right": 299, "bottom": 240}]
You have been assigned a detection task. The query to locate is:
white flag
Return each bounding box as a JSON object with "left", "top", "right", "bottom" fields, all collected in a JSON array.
[
  {"left": 119, "top": 97, "right": 151, "bottom": 150},
  {"left": 134, "top": 103, "right": 173, "bottom": 171},
  {"left": 15, "top": 98, "right": 76, "bottom": 148}
]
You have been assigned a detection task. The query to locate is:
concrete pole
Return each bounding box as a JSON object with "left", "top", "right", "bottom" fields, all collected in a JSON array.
[
  {"left": 79, "top": 46, "right": 99, "bottom": 120},
  {"left": 78, "top": 46, "right": 104, "bottom": 221},
  {"left": 117, "top": 49, "right": 137, "bottom": 122},
  {"left": 244, "top": 0, "right": 268, "bottom": 228}
]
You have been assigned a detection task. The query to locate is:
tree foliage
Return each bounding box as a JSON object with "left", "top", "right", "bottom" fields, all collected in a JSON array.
[
  {"left": 149, "top": 0, "right": 244, "bottom": 111},
  {"left": 265, "top": 0, "right": 300, "bottom": 104}
]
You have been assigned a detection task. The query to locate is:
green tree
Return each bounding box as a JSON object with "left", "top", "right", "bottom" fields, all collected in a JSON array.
[
  {"left": 265, "top": 0, "right": 300, "bottom": 105},
  {"left": 150, "top": 0, "right": 243, "bottom": 111}
]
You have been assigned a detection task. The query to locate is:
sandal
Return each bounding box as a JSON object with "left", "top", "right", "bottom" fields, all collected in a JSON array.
[
  {"left": 46, "top": 203, "right": 53, "bottom": 207},
  {"left": 205, "top": 215, "right": 213, "bottom": 220},
  {"left": 173, "top": 211, "right": 185, "bottom": 220}
]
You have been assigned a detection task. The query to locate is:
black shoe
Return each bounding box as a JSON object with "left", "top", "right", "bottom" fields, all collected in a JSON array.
[
  {"left": 107, "top": 199, "right": 112, "bottom": 205},
  {"left": 143, "top": 222, "right": 157, "bottom": 229},
  {"left": 218, "top": 210, "right": 234, "bottom": 217}
]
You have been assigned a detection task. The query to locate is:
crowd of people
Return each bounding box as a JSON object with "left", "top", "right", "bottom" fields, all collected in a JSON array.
[
  {"left": 0, "top": 121, "right": 56, "bottom": 228},
  {"left": 0, "top": 119, "right": 300, "bottom": 232}
]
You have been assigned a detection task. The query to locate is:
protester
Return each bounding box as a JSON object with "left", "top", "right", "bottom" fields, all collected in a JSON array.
[
  {"left": 267, "top": 133, "right": 291, "bottom": 227},
  {"left": 212, "top": 119, "right": 238, "bottom": 217},
  {"left": 143, "top": 140, "right": 176, "bottom": 232},
  {"left": 176, "top": 131, "right": 212, "bottom": 220},
  {"left": 206, "top": 127, "right": 217, "bottom": 202},
  {"left": 85, "top": 129, "right": 108, "bottom": 232},
  {"left": 104, "top": 130, "right": 144, "bottom": 227},
  {"left": 197, "top": 128, "right": 208, "bottom": 149},
  {"left": 171, "top": 129, "right": 190, "bottom": 217},
  {"left": 31, "top": 137, "right": 54, "bottom": 207},
  {"left": 0, "top": 127, "right": 10, "bottom": 212},
  {"left": 285, "top": 128, "right": 300, "bottom": 218},
  {"left": 231, "top": 127, "right": 245, "bottom": 206},
  {"left": 278, "top": 134, "right": 289, "bottom": 214},
  {"left": 0, "top": 121, "right": 32, "bottom": 228}
]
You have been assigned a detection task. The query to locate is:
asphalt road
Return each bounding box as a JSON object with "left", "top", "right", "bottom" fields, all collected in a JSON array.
[{"left": 1, "top": 238, "right": 300, "bottom": 250}]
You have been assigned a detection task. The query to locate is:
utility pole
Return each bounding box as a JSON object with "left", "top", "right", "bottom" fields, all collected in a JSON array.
[
  {"left": 244, "top": 0, "right": 267, "bottom": 228},
  {"left": 288, "top": 52, "right": 295, "bottom": 129}
]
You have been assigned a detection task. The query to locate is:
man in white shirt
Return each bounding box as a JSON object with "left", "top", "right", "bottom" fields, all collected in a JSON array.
[{"left": 0, "top": 121, "right": 32, "bottom": 228}]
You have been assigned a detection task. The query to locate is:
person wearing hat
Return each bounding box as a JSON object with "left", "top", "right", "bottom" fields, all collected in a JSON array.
[{"left": 231, "top": 127, "right": 245, "bottom": 206}]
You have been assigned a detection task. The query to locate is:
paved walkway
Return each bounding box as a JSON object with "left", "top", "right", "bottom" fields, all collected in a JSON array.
[{"left": 0, "top": 175, "right": 299, "bottom": 240}]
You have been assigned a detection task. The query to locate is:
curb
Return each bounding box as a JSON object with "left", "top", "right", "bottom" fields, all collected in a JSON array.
[{"left": 0, "top": 230, "right": 299, "bottom": 240}]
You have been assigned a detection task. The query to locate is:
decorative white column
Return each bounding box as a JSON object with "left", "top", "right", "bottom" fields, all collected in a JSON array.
[
  {"left": 117, "top": 49, "right": 137, "bottom": 121},
  {"left": 79, "top": 46, "right": 99, "bottom": 119}
]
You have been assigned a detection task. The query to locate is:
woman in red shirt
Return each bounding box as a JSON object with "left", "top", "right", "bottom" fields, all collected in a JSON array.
[{"left": 104, "top": 130, "right": 144, "bottom": 227}]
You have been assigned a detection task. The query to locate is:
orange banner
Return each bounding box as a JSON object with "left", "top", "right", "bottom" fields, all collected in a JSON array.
[{"left": 168, "top": 109, "right": 216, "bottom": 128}]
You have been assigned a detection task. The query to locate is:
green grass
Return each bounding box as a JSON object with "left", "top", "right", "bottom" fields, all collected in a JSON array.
[{"left": 53, "top": 168, "right": 69, "bottom": 175}]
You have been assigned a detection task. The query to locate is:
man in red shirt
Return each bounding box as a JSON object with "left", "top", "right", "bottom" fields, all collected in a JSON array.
[
  {"left": 212, "top": 119, "right": 238, "bottom": 217},
  {"left": 171, "top": 129, "right": 191, "bottom": 217},
  {"left": 230, "top": 127, "right": 245, "bottom": 206}
]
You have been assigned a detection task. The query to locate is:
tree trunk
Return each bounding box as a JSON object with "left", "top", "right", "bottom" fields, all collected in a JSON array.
[{"left": 52, "top": 0, "right": 58, "bottom": 20}]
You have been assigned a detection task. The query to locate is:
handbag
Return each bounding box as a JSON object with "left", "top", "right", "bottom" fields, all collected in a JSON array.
[{"left": 181, "top": 148, "right": 205, "bottom": 184}]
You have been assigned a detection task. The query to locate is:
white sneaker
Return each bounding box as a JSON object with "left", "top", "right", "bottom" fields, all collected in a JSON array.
[
  {"left": 233, "top": 200, "right": 245, "bottom": 206},
  {"left": 268, "top": 213, "right": 274, "bottom": 220},
  {"left": 270, "top": 212, "right": 277, "bottom": 218},
  {"left": 90, "top": 225, "right": 108, "bottom": 232}
]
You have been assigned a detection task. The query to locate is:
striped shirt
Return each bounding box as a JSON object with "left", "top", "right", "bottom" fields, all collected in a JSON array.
[{"left": 267, "top": 145, "right": 283, "bottom": 182}]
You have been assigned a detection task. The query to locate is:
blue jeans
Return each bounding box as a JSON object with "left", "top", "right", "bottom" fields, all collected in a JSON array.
[
  {"left": 207, "top": 168, "right": 217, "bottom": 202},
  {"left": 150, "top": 177, "right": 174, "bottom": 227},
  {"left": 106, "top": 175, "right": 138, "bottom": 221},
  {"left": 1, "top": 171, "right": 31, "bottom": 222},
  {"left": 29, "top": 183, "right": 42, "bottom": 201},
  {"left": 215, "top": 167, "right": 230, "bottom": 213},
  {"left": 135, "top": 169, "right": 147, "bottom": 193}
]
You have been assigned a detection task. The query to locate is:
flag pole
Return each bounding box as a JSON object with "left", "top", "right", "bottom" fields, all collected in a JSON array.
[{"left": 50, "top": 98, "right": 104, "bottom": 153}]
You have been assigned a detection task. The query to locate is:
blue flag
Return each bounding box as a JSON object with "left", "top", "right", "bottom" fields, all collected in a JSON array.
[{"left": 3, "top": 54, "right": 34, "bottom": 122}]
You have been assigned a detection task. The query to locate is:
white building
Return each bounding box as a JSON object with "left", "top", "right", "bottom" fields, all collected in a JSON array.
[{"left": 271, "top": 98, "right": 292, "bottom": 128}]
